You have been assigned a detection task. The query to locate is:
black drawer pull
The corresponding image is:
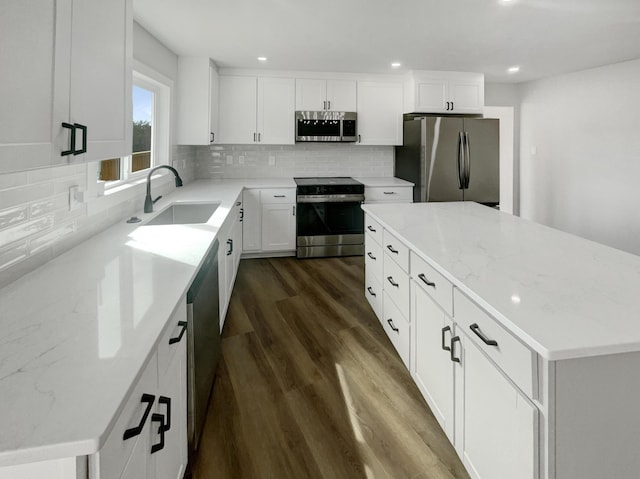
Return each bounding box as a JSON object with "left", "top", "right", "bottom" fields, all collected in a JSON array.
[
  {"left": 240, "top": 208, "right": 244, "bottom": 221},
  {"left": 227, "top": 238, "right": 233, "bottom": 255},
  {"left": 441, "top": 326, "right": 451, "bottom": 351},
  {"left": 387, "top": 318, "right": 399, "bottom": 333},
  {"left": 274, "top": 195, "right": 286, "bottom": 198},
  {"left": 74, "top": 123, "right": 87, "bottom": 155},
  {"left": 450, "top": 336, "right": 461, "bottom": 363},
  {"left": 386, "top": 245, "right": 399, "bottom": 254},
  {"left": 61, "top": 123, "right": 75, "bottom": 156},
  {"left": 367, "top": 252, "right": 376, "bottom": 260},
  {"left": 418, "top": 273, "right": 436, "bottom": 288},
  {"left": 367, "top": 225, "right": 376, "bottom": 232},
  {"left": 150, "top": 413, "right": 165, "bottom": 454},
  {"left": 159, "top": 396, "right": 171, "bottom": 431},
  {"left": 387, "top": 276, "right": 399, "bottom": 287},
  {"left": 123, "top": 394, "right": 155, "bottom": 440},
  {"left": 470, "top": 323, "right": 498, "bottom": 346},
  {"left": 383, "top": 191, "right": 396, "bottom": 195},
  {"left": 168, "top": 321, "right": 187, "bottom": 344},
  {"left": 367, "top": 286, "right": 376, "bottom": 297}
]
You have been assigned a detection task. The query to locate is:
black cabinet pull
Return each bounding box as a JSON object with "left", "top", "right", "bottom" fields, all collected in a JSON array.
[
  {"left": 470, "top": 323, "right": 498, "bottom": 346},
  {"left": 150, "top": 413, "right": 165, "bottom": 454},
  {"left": 210, "top": 132, "right": 214, "bottom": 143},
  {"left": 450, "top": 336, "right": 461, "bottom": 363},
  {"left": 358, "top": 134, "right": 361, "bottom": 143},
  {"left": 274, "top": 195, "right": 286, "bottom": 198},
  {"left": 227, "top": 238, "right": 233, "bottom": 255},
  {"left": 383, "top": 191, "right": 396, "bottom": 195},
  {"left": 293, "top": 205, "right": 295, "bottom": 216},
  {"left": 445, "top": 102, "right": 449, "bottom": 111},
  {"left": 367, "top": 225, "right": 376, "bottom": 232},
  {"left": 168, "top": 321, "right": 187, "bottom": 344},
  {"left": 236, "top": 201, "right": 241, "bottom": 206},
  {"left": 387, "top": 276, "right": 399, "bottom": 287},
  {"left": 441, "top": 326, "right": 451, "bottom": 351},
  {"left": 387, "top": 318, "right": 399, "bottom": 333},
  {"left": 123, "top": 393, "right": 155, "bottom": 440},
  {"left": 451, "top": 102, "right": 454, "bottom": 111},
  {"left": 74, "top": 123, "right": 87, "bottom": 154},
  {"left": 61, "top": 123, "right": 75, "bottom": 156},
  {"left": 240, "top": 208, "right": 244, "bottom": 222},
  {"left": 159, "top": 396, "right": 171, "bottom": 431},
  {"left": 367, "top": 286, "right": 376, "bottom": 297},
  {"left": 367, "top": 252, "right": 376, "bottom": 260},
  {"left": 418, "top": 273, "right": 436, "bottom": 288},
  {"left": 386, "top": 245, "right": 398, "bottom": 254}
]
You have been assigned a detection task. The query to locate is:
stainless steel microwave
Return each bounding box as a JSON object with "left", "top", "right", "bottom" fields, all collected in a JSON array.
[{"left": 295, "top": 111, "right": 357, "bottom": 142}]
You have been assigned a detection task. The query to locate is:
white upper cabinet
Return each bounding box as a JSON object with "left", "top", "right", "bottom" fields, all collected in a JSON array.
[
  {"left": 405, "top": 71, "right": 484, "bottom": 114},
  {"left": 356, "top": 81, "right": 403, "bottom": 145},
  {"left": 219, "top": 76, "right": 294, "bottom": 145},
  {"left": 0, "top": 0, "right": 132, "bottom": 172},
  {"left": 295, "top": 79, "right": 357, "bottom": 111},
  {"left": 176, "top": 57, "right": 219, "bottom": 145}
]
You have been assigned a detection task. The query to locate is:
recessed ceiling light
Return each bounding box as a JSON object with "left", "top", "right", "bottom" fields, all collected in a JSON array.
[
  {"left": 507, "top": 66, "right": 520, "bottom": 74},
  {"left": 257, "top": 57, "right": 267, "bottom": 62},
  {"left": 391, "top": 62, "right": 401, "bottom": 68}
]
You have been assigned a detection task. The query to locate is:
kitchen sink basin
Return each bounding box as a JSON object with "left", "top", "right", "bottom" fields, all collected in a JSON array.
[{"left": 145, "top": 202, "right": 220, "bottom": 226}]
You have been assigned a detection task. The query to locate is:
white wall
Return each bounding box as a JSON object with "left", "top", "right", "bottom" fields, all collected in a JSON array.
[{"left": 519, "top": 58, "right": 640, "bottom": 255}]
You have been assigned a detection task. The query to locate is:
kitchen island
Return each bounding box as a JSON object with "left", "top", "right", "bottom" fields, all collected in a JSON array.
[{"left": 363, "top": 201, "right": 640, "bottom": 479}]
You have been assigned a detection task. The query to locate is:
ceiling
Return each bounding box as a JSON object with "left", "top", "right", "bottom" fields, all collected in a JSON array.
[{"left": 133, "top": 0, "right": 640, "bottom": 83}]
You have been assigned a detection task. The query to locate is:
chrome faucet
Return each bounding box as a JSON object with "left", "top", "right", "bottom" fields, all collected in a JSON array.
[{"left": 144, "top": 165, "right": 184, "bottom": 213}]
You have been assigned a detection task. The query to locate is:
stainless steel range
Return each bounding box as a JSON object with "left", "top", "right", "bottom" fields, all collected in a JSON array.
[{"left": 295, "top": 177, "right": 365, "bottom": 258}]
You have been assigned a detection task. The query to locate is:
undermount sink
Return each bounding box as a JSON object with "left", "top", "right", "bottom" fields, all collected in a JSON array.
[{"left": 145, "top": 202, "right": 220, "bottom": 226}]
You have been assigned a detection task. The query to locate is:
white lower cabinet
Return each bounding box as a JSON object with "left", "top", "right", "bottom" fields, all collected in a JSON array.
[
  {"left": 261, "top": 203, "right": 296, "bottom": 251},
  {"left": 242, "top": 188, "right": 296, "bottom": 255},
  {"left": 219, "top": 195, "right": 243, "bottom": 326}
]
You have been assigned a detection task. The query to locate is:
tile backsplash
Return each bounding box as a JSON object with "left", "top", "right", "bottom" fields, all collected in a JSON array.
[{"left": 196, "top": 144, "right": 394, "bottom": 179}]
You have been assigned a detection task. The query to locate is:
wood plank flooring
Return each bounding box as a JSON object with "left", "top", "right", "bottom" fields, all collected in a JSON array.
[{"left": 191, "top": 256, "right": 469, "bottom": 479}]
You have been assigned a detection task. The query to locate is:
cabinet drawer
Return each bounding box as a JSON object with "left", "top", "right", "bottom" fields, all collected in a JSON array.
[
  {"left": 364, "top": 215, "right": 383, "bottom": 245},
  {"left": 96, "top": 353, "right": 158, "bottom": 479},
  {"left": 383, "top": 254, "right": 410, "bottom": 322},
  {"left": 260, "top": 188, "right": 295, "bottom": 204},
  {"left": 158, "top": 299, "right": 187, "bottom": 377},
  {"left": 410, "top": 252, "right": 453, "bottom": 316},
  {"left": 383, "top": 229, "right": 409, "bottom": 272},
  {"left": 365, "top": 269, "right": 383, "bottom": 321},
  {"left": 454, "top": 290, "right": 537, "bottom": 398},
  {"left": 365, "top": 186, "right": 413, "bottom": 203},
  {"left": 365, "top": 235, "right": 383, "bottom": 279},
  {"left": 383, "top": 292, "right": 411, "bottom": 369}
]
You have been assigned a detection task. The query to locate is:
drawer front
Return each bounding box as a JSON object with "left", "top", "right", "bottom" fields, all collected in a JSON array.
[
  {"left": 383, "top": 229, "right": 409, "bottom": 272},
  {"left": 157, "top": 299, "right": 187, "bottom": 377},
  {"left": 365, "top": 215, "right": 383, "bottom": 245},
  {"left": 454, "top": 290, "right": 536, "bottom": 397},
  {"left": 383, "top": 254, "right": 410, "bottom": 322},
  {"left": 365, "top": 269, "right": 383, "bottom": 321},
  {"left": 365, "top": 235, "right": 383, "bottom": 279},
  {"left": 260, "top": 188, "right": 296, "bottom": 204},
  {"left": 383, "top": 292, "right": 411, "bottom": 369},
  {"left": 410, "top": 252, "right": 454, "bottom": 316},
  {"left": 365, "top": 186, "right": 413, "bottom": 203}
]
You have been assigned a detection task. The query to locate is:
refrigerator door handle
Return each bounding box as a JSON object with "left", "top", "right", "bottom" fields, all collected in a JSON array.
[
  {"left": 457, "top": 132, "right": 465, "bottom": 189},
  {"left": 464, "top": 132, "right": 471, "bottom": 189}
]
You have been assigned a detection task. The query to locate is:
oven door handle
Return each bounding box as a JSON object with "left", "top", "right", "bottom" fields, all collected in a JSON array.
[{"left": 296, "top": 194, "right": 365, "bottom": 203}]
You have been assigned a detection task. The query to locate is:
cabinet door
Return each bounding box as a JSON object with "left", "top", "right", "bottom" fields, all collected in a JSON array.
[
  {"left": 209, "top": 63, "right": 219, "bottom": 144},
  {"left": 257, "top": 77, "right": 295, "bottom": 145},
  {"left": 413, "top": 285, "right": 455, "bottom": 442},
  {"left": 218, "top": 76, "right": 257, "bottom": 144},
  {"left": 69, "top": 0, "right": 132, "bottom": 162},
  {"left": 295, "top": 79, "right": 326, "bottom": 111},
  {"left": 449, "top": 77, "right": 484, "bottom": 114},
  {"left": 326, "top": 80, "right": 357, "bottom": 111},
  {"left": 415, "top": 78, "right": 448, "bottom": 113},
  {"left": 0, "top": 0, "right": 71, "bottom": 172},
  {"left": 462, "top": 335, "right": 538, "bottom": 479},
  {"left": 176, "top": 57, "right": 214, "bottom": 145},
  {"left": 261, "top": 203, "right": 296, "bottom": 251},
  {"left": 218, "top": 220, "right": 231, "bottom": 320},
  {"left": 357, "top": 81, "right": 403, "bottom": 145},
  {"left": 120, "top": 430, "right": 153, "bottom": 479},
  {"left": 242, "top": 189, "right": 262, "bottom": 252}
]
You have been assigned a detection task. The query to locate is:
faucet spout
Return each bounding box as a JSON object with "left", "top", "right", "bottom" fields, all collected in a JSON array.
[{"left": 144, "top": 165, "right": 184, "bottom": 213}]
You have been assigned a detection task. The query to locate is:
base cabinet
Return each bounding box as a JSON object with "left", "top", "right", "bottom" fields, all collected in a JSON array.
[
  {"left": 242, "top": 188, "right": 296, "bottom": 255},
  {"left": 261, "top": 203, "right": 296, "bottom": 251},
  {"left": 219, "top": 195, "right": 243, "bottom": 326}
]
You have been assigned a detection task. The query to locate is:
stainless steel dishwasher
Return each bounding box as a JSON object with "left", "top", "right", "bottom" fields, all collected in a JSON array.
[{"left": 186, "top": 240, "right": 220, "bottom": 451}]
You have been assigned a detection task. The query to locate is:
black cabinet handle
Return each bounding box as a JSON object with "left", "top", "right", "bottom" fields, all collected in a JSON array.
[
  {"left": 274, "top": 195, "right": 286, "bottom": 198},
  {"left": 253, "top": 132, "right": 256, "bottom": 142},
  {"left": 387, "top": 276, "right": 399, "bottom": 287},
  {"left": 240, "top": 208, "right": 244, "bottom": 222},
  {"left": 227, "top": 238, "right": 233, "bottom": 255},
  {"left": 451, "top": 102, "right": 454, "bottom": 111},
  {"left": 441, "top": 326, "right": 451, "bottom": 351},
  {"left": 367, "top": 252, "right": 376, "bottom": 260},
  {"left": 387, "top": 318, "right": 399, "bottom": 333},
  {"left": 123, "top": 393, "right": 155, "bottom": 440},
  {"left": 358, "top": 134, "right": 362, "bottom": 143},
  {"left": 74, "top": 123, "right": 87, "bottom": 155},
  {"left": 150, "top": 413, "right": 165, "bottom": 454},
  {"left": 258, "top": 132, "right": 261, "bottom": 142},
  {"left": 383, "top": 191, "right": 396, "bottom": 195},
  {"left": 367, "top": 225, "right": 376, "bottom": 232},
  {"left": 418, "top": 273, "right": 436, "bottom": 288},
  {"left": 293, "top": 205, "right": 296, "bottom": 216},
  {"left": 159, "top": 396, "right": 171, "bottom": 431},
  {"left": 386, "top": 245, "right": 398, "bottom": 254},
  {"left": 450, "top": 336, "right": 461, "bottom": 363},
  {"left": 210, "top": 132, "right": 214, "bottom": 143},
  {"left": 470, "top": 323, "right": 498, "bottom": 346},
  {"left": 168, "top": 321, "right": 187, "bottom": 344},
  {"left": 367, "top": 286, "right": 376, "bottom": 297},
  {"left": 61, "top": 123, "right": 75, "bottom": 156},
  {"left": 236, "top": 201, "right": 241, "bottom": 206}
]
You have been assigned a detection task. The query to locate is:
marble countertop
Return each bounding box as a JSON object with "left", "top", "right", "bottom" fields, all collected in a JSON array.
[{"left": 362, "top": 202, "right": 640, "bottom": 361}]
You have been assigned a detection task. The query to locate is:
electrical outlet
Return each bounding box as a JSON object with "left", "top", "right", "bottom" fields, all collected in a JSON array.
[
  {"left": 238, "top": 155, "right": 245, "bottom": 165},
  {"left": 226, "top": 155, "right": 233, "bottom": 165},
  {"left": 68, "top": 186, "right": 83, "bottom": 211},
  {"left": 268, "top": 155, "right": 276, "bottom": 166}
]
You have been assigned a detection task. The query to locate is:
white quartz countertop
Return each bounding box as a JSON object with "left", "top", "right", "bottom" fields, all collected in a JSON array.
[
  {"left": 355, "top": 177, "right": 414, "bottom": 187},
  {"left": 362, "top": 202, "right": 640, "bottom": 361}
]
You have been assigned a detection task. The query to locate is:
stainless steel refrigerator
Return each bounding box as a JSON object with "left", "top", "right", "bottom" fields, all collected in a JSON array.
[{"left": 395, "top": 115, "right": 499, "bottom": 206}]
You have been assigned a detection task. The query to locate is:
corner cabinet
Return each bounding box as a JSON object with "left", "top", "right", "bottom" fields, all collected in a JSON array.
[
  {"left": 218, "top": 76, "right": 295, "bottom": 145},
  {"left": 0, "top": 0, "right": 132, "bottom": 172},
  {"left": 405, "top": 71, "right": 484, "bottom": 115},
  {"left": 242, "top": 188, "right": 296, "bottom": 256},
  {"left": 356, "top": 81, "right": 403, "bottom": 146}
]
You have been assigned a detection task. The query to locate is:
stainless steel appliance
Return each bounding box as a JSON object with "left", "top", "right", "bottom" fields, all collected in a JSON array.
[
  {"left": 395, "top": 115, "right": 499, "bottom": 206},
  {"left": 295, "top": 111, "right": 357, "bottom": 142},
  {"left": 295, "top": 177, "right": 364, "bottom": 258},
  {"left": 186, "top": 240, "right": 220, "bottom": 451}
]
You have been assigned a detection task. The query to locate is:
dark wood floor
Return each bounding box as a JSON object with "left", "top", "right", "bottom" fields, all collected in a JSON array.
[{"left": 192, "top": 256, "right": 469, "bottom": 479}]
